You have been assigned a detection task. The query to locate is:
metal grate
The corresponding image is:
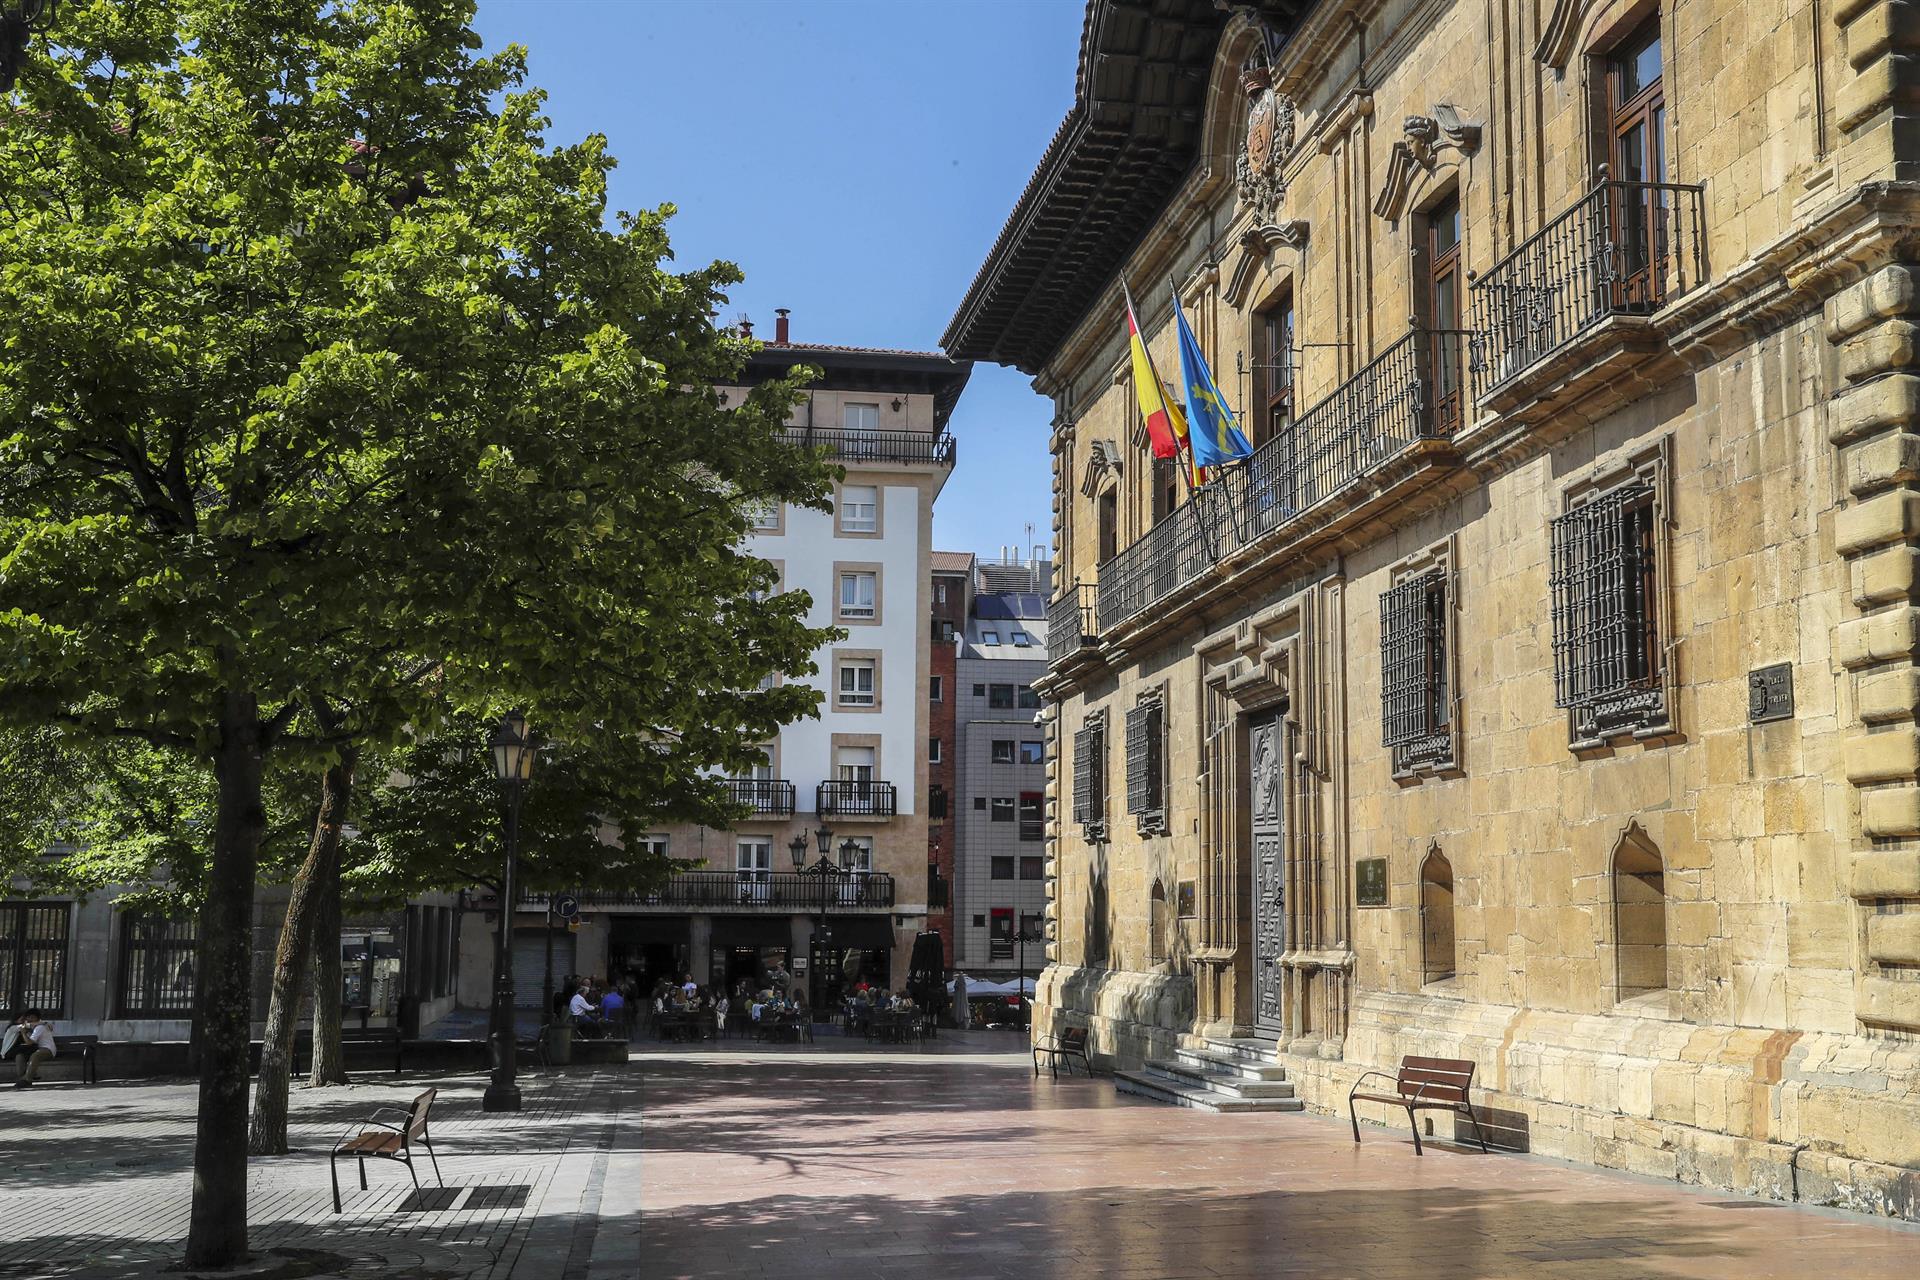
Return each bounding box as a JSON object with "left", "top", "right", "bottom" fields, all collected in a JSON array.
[
  {"left": 1549, "top": 484, "right": 1655, "bottom": 708},
  {"left": 1380, "top": 572, "right": 1446, "bottom": 747},
  {"left": 116, "top": 910, "right": 198, "bottom": 1018},
  {"left": 1072, "top": 712, "right": 1107, "bottom": 839},
  {"left": 462, "top": 1184, "right": 532, "bottom": 1210},
  {"left": 0, "top": 902, "right": 70, "bottom": 1016},
  {"left": 1124, "top": 697, "right": 1166, "bottom": 832}
]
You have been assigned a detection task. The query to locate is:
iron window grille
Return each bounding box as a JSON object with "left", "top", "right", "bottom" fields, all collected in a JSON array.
[
  {"left": 1379, "top": 571, "right": 1451, "bottom": 762},
  {"left": 117, "top": 910, "right": 198, "bottom": 1018},
  {"left": 0, "top": 901, "right": 70, "bottom": 1017},
  {"left": 1072, "top": 710, "right": 1108, "bottom": 840},
  {"left": 1125, "top": 691, "right": 1168, "bottom": 836},
  {"left": 1550, "top": 483, "right": 1664, "bottom": 731}
]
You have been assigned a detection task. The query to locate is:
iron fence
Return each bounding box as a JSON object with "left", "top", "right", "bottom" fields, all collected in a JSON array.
[
  {"left": 779, "top": 426, "right": 957, "bottom": 467},
  {"left": 1470, "top": 179, "right": 1705, "bottom": 397},
  {"left": 1046, "top": 583, "right": 1098, "bottom": 666},
  {"left": 816, "top": 779, "right": 898, "bottom": 817},
  {"left": 568, "top": 872, "right": 897, "bottom": 911},
  {"left": 720, "top": 778, "right": 796, "bottom": 815}
]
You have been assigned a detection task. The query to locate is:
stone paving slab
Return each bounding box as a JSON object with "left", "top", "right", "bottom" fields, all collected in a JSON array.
[
  {"left": 633, "top": 1046, "right": 1920, "bottom": 1280},
  {"left": 0, "top": 1065, "right": 629, "bottom": 1279}
]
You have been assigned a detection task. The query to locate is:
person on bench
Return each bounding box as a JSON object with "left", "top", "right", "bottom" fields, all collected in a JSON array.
[
  {"left": 4, "top": 1009, "right": 56, "bottom": 1088},
  {"left": 568, "top": 983, "right": 604, "bottom": 1039}
]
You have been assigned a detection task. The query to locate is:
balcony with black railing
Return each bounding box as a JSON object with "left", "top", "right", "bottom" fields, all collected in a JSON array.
[
  {"left": 778, "top": 426, "right": 957, "bottom": 468},
  {"left": 1470, "top": 179, "right": 1705, "bottom": 406},
  {"left": 721, "top": 777, "right": 796, "bottom": 816},
  {"left": 1093, "top": 327, "right": 1469, "bottom": 638},
  {"left": 559, "top": 871, "right": 897, "bottom": 912},
  {"left": 816, "top": 779, "right": 898, "bottom": 818},
  {"left": 1046, "top": 583, "right": 1098, "bottom": 669}
]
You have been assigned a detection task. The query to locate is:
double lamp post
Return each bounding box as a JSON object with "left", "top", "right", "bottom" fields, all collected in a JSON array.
[{"left": 786, "top": 826, "right": 856, "bottom": 1011}]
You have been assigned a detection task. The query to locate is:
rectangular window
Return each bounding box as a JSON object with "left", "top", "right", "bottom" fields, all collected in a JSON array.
[
  {"left": 1550, "top": 485, "right": 1661, "bottom": 715},
  {"left": 1424, "top": 195, "right": 1463, "bottom": 433},
  {"left": 1608, "top": 18, "right": 1668, "bottom": 307},
  {"left": 1072, "top": 711, "right": 1108, "bottom": 840},
  {"left": 736, "top": 839, "right": 772, "bottom": 904},
  {"left": 838, "top": 657, "right": 877, "bottom": 707},
  {"left": 1019, "top": 856, "right": 1044, "bottom": 880},
  {"left": 928, "top": 737, "right": 942, "bottom": 763},
  {"left": 929, "top": 786, "right": 948, "bottom": 820},
  {"left": 991, "top": 796, "right": 1015, "bottom": 822},
  {"left": 840, "top": 484, "right": 878, "bottom": 533},
  {"left": 1017, "top": 686, "right": 1040, "bottom": 710},
  {"left": 990, "top": 857, "right": 1015, "bottom": 880},
  {"left": 116, "top": 910, "right": 197, "bottom": 1019},
  {"left": 929, "top": 675, "right": 943, "bottom": 702},
  {"left": 973, "top": 796, "right": 987, "bottom": 811},
  {"left": 637, "top": 834, "right": 670, "bottom": 857},
  {"left": 750, "top": 502, "right": 781, "bottom": 531},
  {"left": 991, "top": 740, "right": 1015, "bottom": 764},
  {"left": 981, "top": 629, "right": 1000, "bottom": 646},
  {"left": 936, "top": 582, "right": 948, "bottom": 605},
  {"left": 988, "top": 684, "right": 1015, "bottom": 709},
  {"left": 1019, "top": 792, "right": 1044, "bottom": 842},
  {"left": 1257, "top": 297, "right": 1295, "bottom": 449},
  {"left": 0, "top": 901, "right": 69, "bottom": 1017},
  {"left": 1125, "top": 693, "right": 1167, "bottom": 836},
  {"left": 1098, "top": 490, "right": 1118, "bottom": 564},
  {"left": 1380, "top": 571, "right": 1450, "bottom": 749},
  {"left": 1019, "top": 741, "right": 1044, "bottom": 765},
  {"left": 1011, "top": 630, "right": 1032, "bottom": 647},
  {"left": 839, "top": 570, "right": 876, "bottom": 619},
  {"left": 836, "top": 745, "right": 876, "bottom": 783},
  {"left": 973, "top": 683, "right": 987, "bottom": 698},
  {"left": 844, "top": 401, "right": 880, "bottom": 432},
  {"left": 928, "top": 863, "right": 950, "bottom": 909},
  {"left": 838, "top": 836, "right": 873, "bottom": 873}
]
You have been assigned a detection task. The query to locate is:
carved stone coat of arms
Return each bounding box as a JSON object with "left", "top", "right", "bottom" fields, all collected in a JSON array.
[{"left": 1236, "top": 63, "right": 1295, "bottom": 219}]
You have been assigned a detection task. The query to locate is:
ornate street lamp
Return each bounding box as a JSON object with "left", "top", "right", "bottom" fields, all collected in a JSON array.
[
  {"left": 791, "top": 824, "right": 847, "bottom": 1012},
  {"left": 1015, "top": 924, "right": 1044, "bottom": 1029},
  {"left": 483, "top": 710, "right": 533, "bottom": 1114},
  {"left": 0, "top": 1, "right": 56, "bottom": 94}
]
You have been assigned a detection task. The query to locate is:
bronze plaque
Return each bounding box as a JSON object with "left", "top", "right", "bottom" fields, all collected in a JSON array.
[{"left": 1356, "top": 857, "right": 1389, "bottom": 908}]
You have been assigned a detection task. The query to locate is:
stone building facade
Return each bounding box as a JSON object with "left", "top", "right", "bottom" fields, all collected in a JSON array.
[{"left": 944, "top": 0, "right": 1920, "bottom": 1218}]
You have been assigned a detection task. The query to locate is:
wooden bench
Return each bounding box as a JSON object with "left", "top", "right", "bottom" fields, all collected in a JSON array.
[
  {"left": 1347, "top": 1055, "right": 1490, "bottom": 1155},
  {"left": 10, "top": 1032, "right": 98, "bottom": 1084},
  {"left": 330, "top": 1087, "right": 442, "bottom": 1212},
  {"left": 1032, "top": 1025, "right": 1093, "bottom": 1078}
]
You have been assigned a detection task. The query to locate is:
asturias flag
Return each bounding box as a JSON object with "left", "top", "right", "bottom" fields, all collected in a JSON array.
[
  {"left": 1124, "top": 283, "right": 1187, "bottom": 463},
  {"left": 1173, "top": 284, "right": 1253, "bottom": 470}
]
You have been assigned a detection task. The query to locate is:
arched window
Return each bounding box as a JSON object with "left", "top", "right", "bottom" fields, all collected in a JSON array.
[
  {"left": 1419, "top": 846, "right": 1456, "bottom": 985},
  {"left": 1149, "top": 881, "right": 1169, "bottom": 965},
  {"left": 1613, "top": 825, "right": 1667, "bottom": 1001}
]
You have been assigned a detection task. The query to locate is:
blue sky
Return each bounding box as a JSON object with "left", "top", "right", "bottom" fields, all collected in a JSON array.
[{"left": 472, "top": 0, "right": 1084, "bottom": 561}]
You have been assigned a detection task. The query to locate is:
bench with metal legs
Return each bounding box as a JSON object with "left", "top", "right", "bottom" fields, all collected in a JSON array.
[
  {"left": 1348, "top": 1055, "right": 1491, "bottom": 1155},
  {"left": 331, "top": 1086, "right": 443, "bottom": 1212}
]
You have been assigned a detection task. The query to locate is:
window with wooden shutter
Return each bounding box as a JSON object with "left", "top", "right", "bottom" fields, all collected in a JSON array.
[{"left": 1125, "top": 689, "right": 1167, "bottom": 835}]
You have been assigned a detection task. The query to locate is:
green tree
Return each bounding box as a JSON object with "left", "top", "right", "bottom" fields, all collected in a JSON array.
[{"left": 0, "top": 2, "right": 831, "bottom": 1266}]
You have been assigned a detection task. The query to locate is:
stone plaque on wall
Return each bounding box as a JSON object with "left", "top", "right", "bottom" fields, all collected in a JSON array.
[
  {"left": 1356, "top": 858, "right": 1389, "bottom": 908},
  {"left": 1749, "top": 662, "right": 1794, "bottom": 723}
]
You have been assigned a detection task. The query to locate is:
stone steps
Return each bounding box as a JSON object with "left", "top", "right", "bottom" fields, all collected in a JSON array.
[
  {"left": 1172, "top": 1045, "right": 1291, "bottom": 1082},
  {"left": 1114, "top": 1063, "right": 1305, "bottom": 1112},
  {"left": 1113, "top": 1040, "right": 1306, "bottom": 1113}
]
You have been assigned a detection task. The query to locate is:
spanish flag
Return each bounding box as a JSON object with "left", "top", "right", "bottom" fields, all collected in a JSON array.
[{"left": 1124, "top": 283, "right": 1204, "bottom": 486}]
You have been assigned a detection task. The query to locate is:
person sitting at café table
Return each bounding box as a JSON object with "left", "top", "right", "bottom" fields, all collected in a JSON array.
[{"left": 568, "top": 982, "right": 603, "bottom": 1038}]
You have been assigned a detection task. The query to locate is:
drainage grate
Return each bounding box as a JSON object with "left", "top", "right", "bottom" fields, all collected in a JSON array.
[
  {"left": 462, "top": 1184, "right": 532, "bottom": 1210},
  {"left": 397, "top": 1187, "right": 464, "bottom": 1212}
]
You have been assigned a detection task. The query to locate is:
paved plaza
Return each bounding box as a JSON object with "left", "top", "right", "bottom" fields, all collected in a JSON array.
[{"left": 3, "top": 1035, "right": 1920, "bottom": 1278}]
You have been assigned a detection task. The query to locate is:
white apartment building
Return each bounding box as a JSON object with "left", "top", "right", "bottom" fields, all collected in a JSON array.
[{"left": 509, "top": 311, "right": 971, "bottom": 1009}]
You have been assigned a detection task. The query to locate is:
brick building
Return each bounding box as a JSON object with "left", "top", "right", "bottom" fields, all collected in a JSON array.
[{"left": 945, "top": 0, "right": 1920, "bottom": 1217}]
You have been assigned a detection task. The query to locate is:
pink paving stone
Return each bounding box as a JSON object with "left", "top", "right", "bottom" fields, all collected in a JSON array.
[{"left": 632, "top": 1043, "right": 1920, "bottom": 1280}]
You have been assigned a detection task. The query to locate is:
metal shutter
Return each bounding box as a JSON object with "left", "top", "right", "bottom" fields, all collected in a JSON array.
[{"left": 512, "top": 931, "right": 574, "bottom": 1010}]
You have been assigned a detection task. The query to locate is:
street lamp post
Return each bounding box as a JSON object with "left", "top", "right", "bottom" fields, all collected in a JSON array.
[
  {"left": 0, "top": 0, "right": 56, "bottom": 94},
  {"left": 483, "top": 710, "right": 534, "bottom": 1114},
  {"left": 788, "top": 824, "right": 848, "bottom": 1011},
  {"left": 1015, "top": 925, "right": 1043, "bottom": 1028}
]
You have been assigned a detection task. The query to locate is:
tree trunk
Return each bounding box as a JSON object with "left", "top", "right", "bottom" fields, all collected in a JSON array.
[
  {"left": 308, "top": 844, "right": 349, "bottom": 1087},
  {"left": 248, "top": 747, "right": 356, "bottom": 1155},
  {"left": 183, "top": 694, "right": 267, "bottom": 1270}
]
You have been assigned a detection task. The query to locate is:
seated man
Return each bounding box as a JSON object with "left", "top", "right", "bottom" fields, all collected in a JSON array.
[
  {"left": 5, "top": 1009, "right": 56, "bottom": 1088},
  {"left": 568, "top": 984, "right": 603, "bottom": 1039},
  {"left": 599, "top": 984, "right": 627, "bottom": 1038}
]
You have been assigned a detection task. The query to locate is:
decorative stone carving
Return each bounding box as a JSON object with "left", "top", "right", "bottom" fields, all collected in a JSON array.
[
  {"left": 1534, "top": 0, "right": 1588, "bottom": 70},
  {"left": 1373, "top": 104, "right": 1483, "bottom": 223},
  {"left": 1080, "top": 438, "right": 1122, "bottom": 497},
  {"left": 1236, "top": 62, "right": 1296, "bottom": 220},
  {"left": 1223, "top": 220, "right": 1309, "bottom": 308}
]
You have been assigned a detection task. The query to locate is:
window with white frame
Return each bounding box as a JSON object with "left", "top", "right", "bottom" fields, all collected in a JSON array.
[
  {"left": 736, "top": 838, "right": 772, "bottom": 904},
  {"left": 838, "top": 657, "right": 876, "bottom": 707},
  {"left": 749, "top": 502, "right": 781, "bottom": 531},
  {"left": 929, "top": 737, "right": 942, "bottom": 763},
  {"left": 844, "top": 402, "right": 880, "bottom": 431},
  {"left": 1011, "top": 630, "right": 1032, "bottom": 647},
  {"left": 839, "top": 570, "right": 877, "bottom": 619},
  {"left": 841, "top": 485, "right": 878, "bottom": 533},
  {"left": 636, "top": 834, "right": 669, "bottom": 857},
  {"left": 836, "top": 745, "right": 876, "bottom": 784},
  {"left": 929, "top": 675, "right": 944, "bottom": 702},
  {"left": 981, "top": 629, "right": 1000, "bottom": 646}
]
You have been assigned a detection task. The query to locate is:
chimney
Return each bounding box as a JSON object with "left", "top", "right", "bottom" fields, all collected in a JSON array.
[
  {"left": 740, "top": 315, "right": 754, "bottom": 340},
  {"left": 775, "top": 308, "right": 791, "bottom": 344}
]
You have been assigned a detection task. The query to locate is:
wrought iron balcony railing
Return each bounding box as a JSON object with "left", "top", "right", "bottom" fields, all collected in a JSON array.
[
  {"left": 720, "top": 778, "right": 796, "bottom": 815},
  {"left": 779, "top": 426, "right": 957, "bottom": 467},
  {"left": 1470, "top": 179, "right": 1705, "bottom": 398},
  {"left": 816, "top": 779, "right": 898, "bottom": 817},
  {"left": 564, "top": 871, "right": 897, "bottom": 911},
  {"left": 1093, "top": 328, "right": 1468, "bottom": 636},
  {"left": 1046, "top": 583, "right": 1098, "bottom": 666}
]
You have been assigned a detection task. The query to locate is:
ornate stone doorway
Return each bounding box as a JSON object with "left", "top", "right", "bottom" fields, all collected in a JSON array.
[{"left": 1248, "top": 708, "right": 1287, "bottom": 1038}]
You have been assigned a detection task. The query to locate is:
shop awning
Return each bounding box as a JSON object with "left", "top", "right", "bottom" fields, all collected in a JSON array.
[
  {"left": 826, "top": 915, "right": 895, "bottom": 950},
  {"left": 711, "top": 917, "right": 793, "bottom": 949}
]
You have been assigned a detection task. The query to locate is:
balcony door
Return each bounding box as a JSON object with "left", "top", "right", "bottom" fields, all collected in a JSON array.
[
  {"left": 837, "top": 746, "right": 875, "bottom": 810},
  {"left": 838, "top": 836, "right": 872, "bottom": 905},
  {"left": 1608, "top": 18, "right": 1667, "bottom": 309},
  {"left": 736, "top": 839, "right": 772, "bottom": 905},
  {"left": 1423, "top": 196, "right": 1463, "bottom": 435}
]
